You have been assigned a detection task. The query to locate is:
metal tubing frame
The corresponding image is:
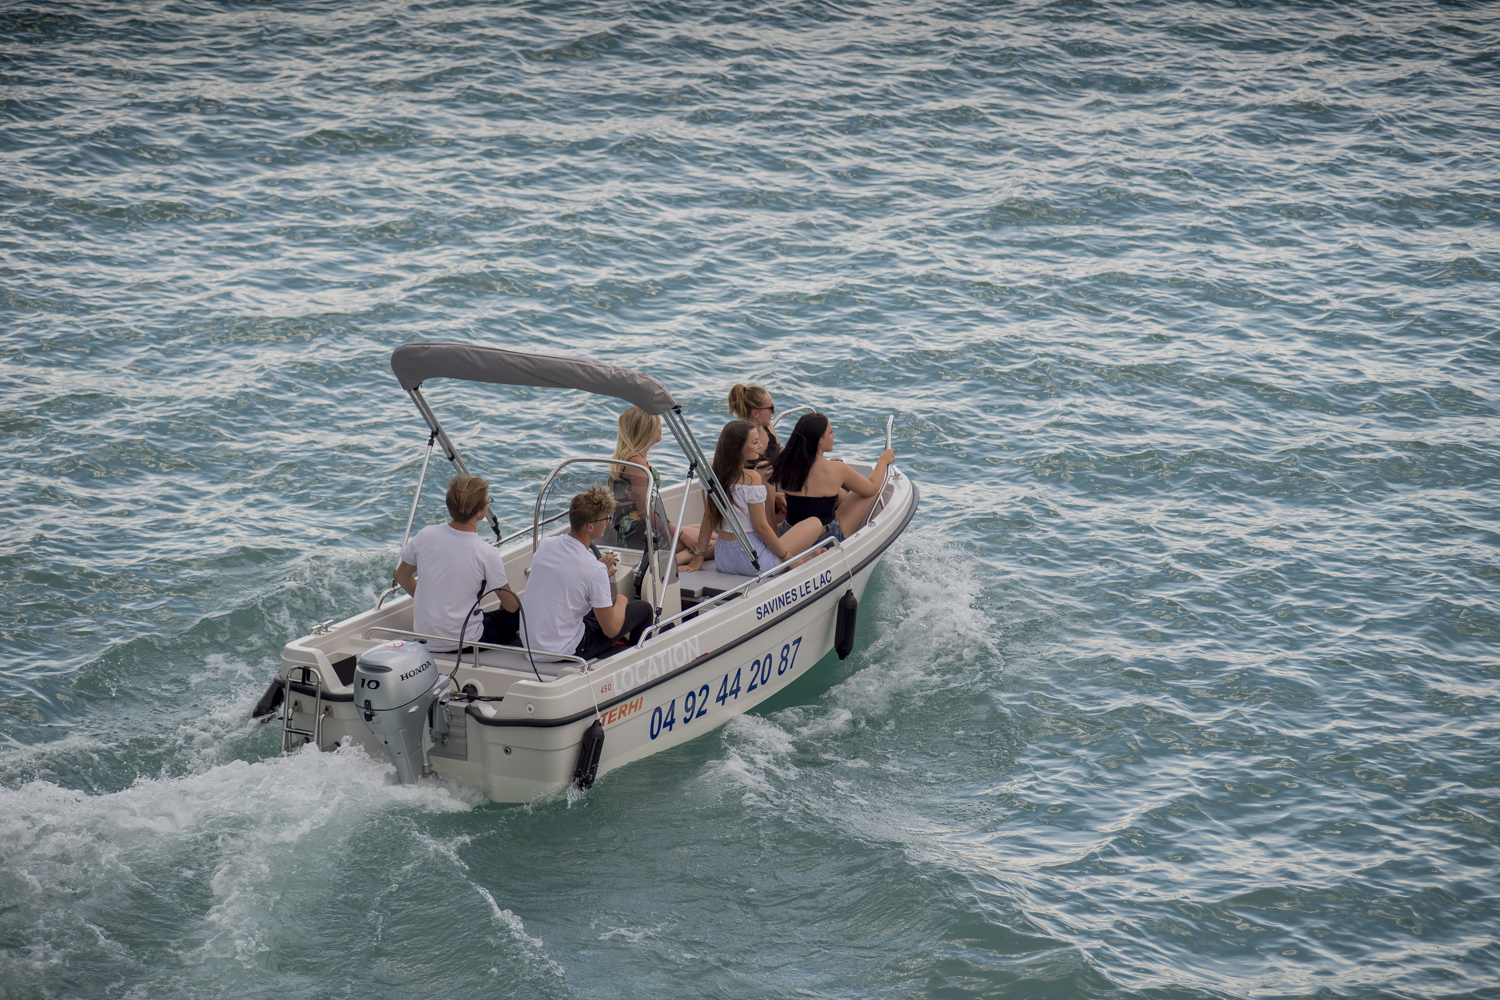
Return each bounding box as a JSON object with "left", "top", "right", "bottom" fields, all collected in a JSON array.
[
  {"left": 657, "top": 463, "right": 695, "bottom": 621},
  {"left": 403, "top": 387, "right": 754, "bottom": 575},
  {"left": 400, "top": 430, "right": 438, "bottom": 550},
  {"left": 530, "top": 456, "right": 656, "bottom": 552},
  {"left": 281, "top": 665, "right": 326, "bottom": 751},
  {"left": 866, "top": 465, "right": 897, "bottom": 528},
  {"left": 374, "top": 431, "right": 442, "bottom": 612},
  {"left": 363, "top": 626, "right": 589, "bottom": 670},
  {"left": 498, "top": 509, "right": 568, "bottom": 547},
  {"left": 528, "top": 456, "right": 667, "bottom": 620},
  {"left": 771, "top": 404, "right": 817, "bottom": 430},
  {"left": 637, "top": 534, "right": 839, "bottom": 644},
  {"left": 407, "top": 387, "right": 502, "bottom": 542},
  {"left": 662, "top": 407, "right": 760, "bottom": 573}
]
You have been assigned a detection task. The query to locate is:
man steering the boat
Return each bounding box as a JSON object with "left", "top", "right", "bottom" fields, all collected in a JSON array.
[
  {"left": 521, "top": 484, "right": 653, "bottom": 660},
  {"left": 393, "top": 475, "right": 520, "bottom": 652}
]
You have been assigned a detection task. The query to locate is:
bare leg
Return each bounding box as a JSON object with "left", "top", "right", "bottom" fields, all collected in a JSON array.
[
  {"left": 781, "top": 517, "right": 828, "bottom": 567},
  {"left": 676, "top": 528, "right": 715, "bottom": 568},
  {"left": 835, "top": 491, "right": 880, "bottom": 538}
]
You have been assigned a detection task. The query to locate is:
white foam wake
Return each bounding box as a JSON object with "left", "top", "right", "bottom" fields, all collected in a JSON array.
[
  {"left": 707, "top": 529, "right": 1002, "bottom": 805},
  {"left": 0, "top": 743, "right": 479, "bottom": 986},
  {"left": 830, "top": 528, "right": 1003, "bottom": 719}
]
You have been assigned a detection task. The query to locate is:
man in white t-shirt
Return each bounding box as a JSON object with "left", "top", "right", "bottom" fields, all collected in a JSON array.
[
  {"left": 520, "top": 484, "right": 653, "bottom": 661},
  {"left": 394, "top": 475, "right": 519, "bottom": 653}
]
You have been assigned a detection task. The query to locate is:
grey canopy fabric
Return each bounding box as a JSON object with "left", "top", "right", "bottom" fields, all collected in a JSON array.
[{"left": 390, "top": 342, "right": 677, "bottom": 415}]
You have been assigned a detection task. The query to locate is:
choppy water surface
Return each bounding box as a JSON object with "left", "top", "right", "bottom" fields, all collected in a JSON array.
[{"left": 3, "top": 1, "right": 1498, "bottom": 997}]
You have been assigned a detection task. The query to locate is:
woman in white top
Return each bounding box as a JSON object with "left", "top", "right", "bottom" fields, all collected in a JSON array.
[{"left": 684, "top": 420, "right": 827, "bottom": 577}]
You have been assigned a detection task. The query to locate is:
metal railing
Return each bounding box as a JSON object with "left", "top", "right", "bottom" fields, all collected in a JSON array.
[
  {"left": 407, "top": 386, "right": 502, "bottom": 542},
  {"left": 362, "top": 626, "right": 589, "bottom": 671},
  {"left": 498, "top": 509, "right": 568, "bottom": 547},
  {"left": 281, "top": 665, "right": 326, "bottom": 752},
  {"left": 865, "top": 465, "right": 897, "bottom": 528},
  {"left": 771, "top": 404, "right": 816, "bottom": 430},
  {"left": 531, "top": 456, "right": 656, "bottom": 551},
  {"left": 638, "top": 535, "right": 842, "bottom": 644}
]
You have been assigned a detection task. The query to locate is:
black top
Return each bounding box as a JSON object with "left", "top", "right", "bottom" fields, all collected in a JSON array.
[
  {"left": 747, "top": 426, "right": 782, "bottom": 470},
  {"left": 785, "top": 493, "right": 837, "bottom": 526}
]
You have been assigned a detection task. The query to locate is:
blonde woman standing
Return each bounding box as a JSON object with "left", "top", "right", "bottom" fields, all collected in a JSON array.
[{"left": 612, "top": 406, "right": 710, "bottom": 567}]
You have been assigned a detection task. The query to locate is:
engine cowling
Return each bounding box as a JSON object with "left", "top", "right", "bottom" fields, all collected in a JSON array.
[{"left": 353, "top": 640, "right": 447, "bottom": 784}]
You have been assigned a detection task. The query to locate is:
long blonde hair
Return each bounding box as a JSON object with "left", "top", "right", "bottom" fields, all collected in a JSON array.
[
  {"left": 611, "top": 406, "right": 660, "bottom": 478},
  {"left": 727, "top": 383, "right": 770, "bottom": 421}
]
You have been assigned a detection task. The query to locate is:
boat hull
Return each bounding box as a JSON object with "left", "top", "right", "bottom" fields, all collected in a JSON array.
[
  {"left": 277, "top": 467, "right": 917, "bottom": 802},
  {"left": 453, "top": 560, "right": 877, "bottom": 801}
]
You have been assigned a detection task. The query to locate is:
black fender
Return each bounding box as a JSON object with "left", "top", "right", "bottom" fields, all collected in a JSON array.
[
  {"left": 834, "top": 589, "right": 858, "bottom": 660},
  {"left": 251, "top": 676, "right": 284, "bottom": 721}
]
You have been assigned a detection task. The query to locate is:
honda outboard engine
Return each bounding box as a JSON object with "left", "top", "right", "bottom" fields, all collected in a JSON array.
[{"left": 353, "top": 640, "right": 446, "bottom": 784}]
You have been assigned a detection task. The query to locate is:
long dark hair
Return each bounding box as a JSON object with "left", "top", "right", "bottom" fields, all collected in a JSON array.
[
  {"left": 701, "top": 419, "right": 757, "bottom": 539},
  {"left": 768, "top": 412, "right": 828, "bottom": 493},
  {"left": 753, "top": 424, "right": 782, "bottom": 467}
]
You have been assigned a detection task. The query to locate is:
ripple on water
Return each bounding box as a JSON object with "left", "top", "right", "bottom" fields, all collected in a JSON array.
[{"left": 2, "top": 0, "right": 1499, "bottom": 996}]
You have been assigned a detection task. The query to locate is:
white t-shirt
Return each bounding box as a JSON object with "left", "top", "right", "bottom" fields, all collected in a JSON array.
[
  {"left": 398, "top": 523, "right": 509, "bottom": 652},
  {"left": 519, "top": 534, "right": 613, "bottom": 658}
]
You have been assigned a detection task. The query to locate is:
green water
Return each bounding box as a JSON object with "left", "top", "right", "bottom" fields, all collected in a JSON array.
[{"left": 2, "top": 2, "right": 1497, "bottom": 997}]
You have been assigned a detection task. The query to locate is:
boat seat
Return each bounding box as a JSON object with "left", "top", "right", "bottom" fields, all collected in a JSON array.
[{"left": 678, "top": 560, "right": 753, "bottom": 599}]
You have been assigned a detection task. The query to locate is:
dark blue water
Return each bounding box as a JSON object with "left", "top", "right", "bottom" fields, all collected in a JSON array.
[{"left": 3, "top": 2, "right": 1498, "bottom": 997}]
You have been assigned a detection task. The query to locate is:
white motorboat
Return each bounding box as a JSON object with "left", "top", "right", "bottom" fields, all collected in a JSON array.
[{"left": 253, "top": 342, "right": 919, "bottom": 802}]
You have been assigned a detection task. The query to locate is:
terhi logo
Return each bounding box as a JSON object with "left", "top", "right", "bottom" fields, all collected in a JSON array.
[{"left": 599, "top": 696, "right": 644, "bottom": 728}]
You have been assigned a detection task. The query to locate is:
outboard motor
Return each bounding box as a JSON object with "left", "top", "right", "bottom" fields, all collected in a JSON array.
[{"left": 353, "top": 640, "right": 447, "bottom": 784}]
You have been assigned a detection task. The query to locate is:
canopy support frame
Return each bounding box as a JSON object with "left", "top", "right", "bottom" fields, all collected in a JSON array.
[
  {"left": 407, "top": 387, "right": 502, "bottom": 542},
  {"left": 663, "top": 407, "right": 760, "bottom": 573}
]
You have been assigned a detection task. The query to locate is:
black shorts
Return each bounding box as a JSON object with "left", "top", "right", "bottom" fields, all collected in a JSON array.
[
  {"left": 479, "top": 608, "right": 519, "bottom": 647},
  {"left": 575, "top": 600, "right": 653, "bottom": 661}
]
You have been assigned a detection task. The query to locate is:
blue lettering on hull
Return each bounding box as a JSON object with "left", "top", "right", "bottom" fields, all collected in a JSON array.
[{"left": 755, "top": 569, "right": 836, "bottom": 621}]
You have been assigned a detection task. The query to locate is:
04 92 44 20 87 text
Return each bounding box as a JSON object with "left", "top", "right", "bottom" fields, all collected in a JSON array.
[{"left": 649, "top": 636, "right": 803, "bottom": 740}]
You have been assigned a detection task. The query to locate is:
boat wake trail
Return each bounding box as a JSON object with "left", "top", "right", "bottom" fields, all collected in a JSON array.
[
  {"left": 0, "top": 744, "right": 481, "bottom": 997},
  {"left": 830, "top": 529, "right": 1004, "bottom": 718},
  {"left": 708, "top": 528, "right": 1005, "bottom": 807}
]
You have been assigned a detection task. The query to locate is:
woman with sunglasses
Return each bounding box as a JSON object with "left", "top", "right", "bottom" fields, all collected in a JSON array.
[
  {"left": 684, "top": 419, "right": 827, "bottom": 577},
  {"left": 728, "top": 383, "right": 781, "bottom": 467},
  {"left": 728, "top": 382, "right": 788, "bottom": 526}
]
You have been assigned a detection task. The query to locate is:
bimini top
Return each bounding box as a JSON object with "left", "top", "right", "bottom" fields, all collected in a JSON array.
[{"left": 391, "top": 341, "right": 677, "bottom": 416}]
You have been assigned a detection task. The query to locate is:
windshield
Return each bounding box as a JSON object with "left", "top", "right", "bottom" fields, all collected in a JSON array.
[{"left": 534, "top": 459, "right": 672, "bottom": 554}]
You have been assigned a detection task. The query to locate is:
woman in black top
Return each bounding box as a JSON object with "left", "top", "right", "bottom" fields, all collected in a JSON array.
[{"left": 769, "top": 412, "right": 895, "bottom": 542}]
